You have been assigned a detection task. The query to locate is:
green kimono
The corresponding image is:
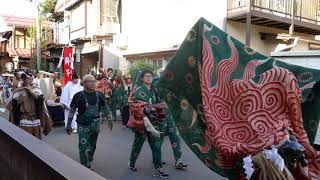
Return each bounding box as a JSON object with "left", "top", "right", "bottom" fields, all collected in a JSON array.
[{"left": 129, "top": 84, "right": 163, "bottom": 169}]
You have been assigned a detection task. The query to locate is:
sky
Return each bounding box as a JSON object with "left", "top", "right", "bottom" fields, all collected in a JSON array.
[
  {"left": 122, "top": 0, "right": 227, "bottom": 52},
  {"left": 0, "top": 0, "right": 228, "bottom": 52},
  {"left": 0, "top": 0, "right": 37, "bottom": 18}
]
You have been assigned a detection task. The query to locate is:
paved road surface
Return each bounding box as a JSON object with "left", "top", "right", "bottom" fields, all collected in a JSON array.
[
  {"left": 0, "top": 108, "right": 225, "bottom": 180},
  {"left": 43, "top": 122, "right": 226, "bottom": 180}
]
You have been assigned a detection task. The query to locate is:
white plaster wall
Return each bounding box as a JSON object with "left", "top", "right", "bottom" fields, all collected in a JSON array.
[
  {"left": 121, "top": 0, "right": 227, "bottom": 52},
  {"left": 227, "top": 21, "right": 313, "bottom": 56},
  {"left": 87, "top": 0, "right": 97, "bottom": 36}
]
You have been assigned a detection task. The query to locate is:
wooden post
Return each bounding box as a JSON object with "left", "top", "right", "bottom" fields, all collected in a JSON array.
[
  {"left": 246, "top": 13, "right": 251, "bottom": 47},
  {"left": 12, "top": 27, "right": 15, "bottom": 48},
  {"left": 246, "top": 0, "right": 252, "bottom": 47},
  {"left": 24, "top": 29, "right": 26, "bottom": 48},
  {"left": 99, "top": 42, "right": 103, "bottom": 68},
  {"left": 289, "top": 0, "right": 296, "bottom": 35},
  {"left": 85, "top": 0, "right": 87, "bottom": 36}
]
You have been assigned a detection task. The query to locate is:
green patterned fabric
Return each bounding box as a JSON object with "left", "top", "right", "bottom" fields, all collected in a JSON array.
[
  {"left": 78, "top": 122, "right": 100, "bottom": 168},
  {"left": 134, "top": 85, "right": 157, "bottom": 104},
  {"left": 302, "top": 98, "right": 320, "bottom": 144},
  {"left": 160, "top": 108, "right": 182, "bottom": 161},
  {"left": 129, "top": 129, "right": 163, "bottom": 169},
  {"left": 156, "top": 18, "right": 320, "bottom": 178}
]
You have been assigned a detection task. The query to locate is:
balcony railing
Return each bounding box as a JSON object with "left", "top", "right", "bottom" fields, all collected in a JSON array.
[
  {"left": 53, "top": 21, "right": 69, "bottom": 45},
  {"left": 227, "top": 0, "right": 320, "bottom": 24}
]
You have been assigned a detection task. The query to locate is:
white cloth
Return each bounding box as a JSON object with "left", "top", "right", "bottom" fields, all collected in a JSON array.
[
  {"left": 143, "top": 116, "right": 160, "bottom": 137},
  {"left": 33, "top": 86, "right": 43, "bottom": 95},
  {"left": 243, "top": 155, "right": 254, "bottom": 180},
  {"left": 60, "top": 81, "right": 83, "bottom": 128},
  {"left": 263, "top": 146, "right": 285, "bottom": 172},
  {"left": 64, "top": 109, "right": 77, "bottom": 129},
  {"left": 33, "top": 77, "right": 40, "bottom": 88},
  {"left": 20, "top": 119, "right": 41, "bottom": 127}
]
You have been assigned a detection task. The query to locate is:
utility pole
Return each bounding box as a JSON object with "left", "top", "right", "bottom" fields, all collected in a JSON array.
[
  {"left": 27, "top": 0, "right": 41, "bottom": 70},
  {"left": 35, "top": 0, "right": 41, "bottom": 70}
]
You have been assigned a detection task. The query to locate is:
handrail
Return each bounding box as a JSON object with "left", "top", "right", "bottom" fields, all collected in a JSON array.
[
  {"left": 0, "top": 117, "right": 107, "bottom": 180},
  {"left": 227, "top": 0, "right": 320, "bottom": 24}
]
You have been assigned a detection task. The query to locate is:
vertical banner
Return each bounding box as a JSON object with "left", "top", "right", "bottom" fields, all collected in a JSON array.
[{"left": 63, "top": 47, "right": 73, "bottom": 85}]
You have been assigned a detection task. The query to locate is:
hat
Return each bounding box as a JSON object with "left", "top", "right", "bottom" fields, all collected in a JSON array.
[
  {"left": 124, "top": 74, "right": 132, "bottom": 80},
  {"left": 81, "top": 74, "right": 95, "bottom": 86}
]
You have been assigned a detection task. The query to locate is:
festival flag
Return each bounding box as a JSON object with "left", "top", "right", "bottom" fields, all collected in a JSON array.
[
  {"left": 63, "top": 47, "right": 73, "bottom": 85},
  {"left": 157, "top": 18, "right": 320, "bottom": 179}
]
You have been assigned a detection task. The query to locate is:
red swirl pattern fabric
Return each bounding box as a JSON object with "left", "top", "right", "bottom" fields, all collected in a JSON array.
[
  {"left": 199, "top": 27, "right": 320, "bottom": 178},
  {"left": 127, "top": 85, "right": 146, "bottom": 132}
]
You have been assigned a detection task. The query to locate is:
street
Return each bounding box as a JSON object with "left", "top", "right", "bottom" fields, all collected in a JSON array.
[
  {"left": 43, "top": 122, "right": 226, "bottom": 180},
  {"left": 0, "top": 108, "right": 225, "bottom": 180}
]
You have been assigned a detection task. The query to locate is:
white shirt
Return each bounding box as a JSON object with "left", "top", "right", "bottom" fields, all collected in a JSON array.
[
  {"left": 60, "top": 81, "right": 83, "bottom": 109},
  {"left": 124, "top": 83, "right": 132, "bottom": 92}
]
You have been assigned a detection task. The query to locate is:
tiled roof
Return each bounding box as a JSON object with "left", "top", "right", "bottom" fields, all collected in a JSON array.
[
  {"left": 7, "top": 48, "right": 31, "bottom": 58},
  {"left": 0, "top": 14, "right": 54, "bottom": 28}
]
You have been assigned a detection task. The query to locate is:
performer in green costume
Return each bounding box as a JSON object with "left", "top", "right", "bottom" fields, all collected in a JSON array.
[
  {"left": 66, "top": 74, "right": 112, "bottom": 170},
  {"left": 110, "top": 70, "right": 124, "bottom": 121},
  {"left": 120, "top": 74, "right": 133, "bottom": 126},
  {"left": 127, "top": 70, "right": 169, "bottom": 179}
]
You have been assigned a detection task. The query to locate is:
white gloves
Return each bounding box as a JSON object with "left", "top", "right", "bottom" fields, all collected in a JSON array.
[{"left": 143, "top": 116, "right": 161, "bottom": 137}]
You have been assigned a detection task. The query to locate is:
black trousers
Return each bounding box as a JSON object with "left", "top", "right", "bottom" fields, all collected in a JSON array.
[{"left": 122, "top": 106, "right": 130, "bottom": 126}]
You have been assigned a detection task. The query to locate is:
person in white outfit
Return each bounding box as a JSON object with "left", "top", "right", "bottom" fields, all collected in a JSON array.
[{"left": 60, "top": 73, "right": 83, "bottom": 133}]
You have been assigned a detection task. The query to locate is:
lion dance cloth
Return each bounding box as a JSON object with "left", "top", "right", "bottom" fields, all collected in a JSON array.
[{"left": 157, "top": 18, "right": 320, "bottom": 179}]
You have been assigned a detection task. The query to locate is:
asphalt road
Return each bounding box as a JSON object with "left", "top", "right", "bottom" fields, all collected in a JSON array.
[
  {"left": 0, "top": 107, "right": 225, "bottom": 180},
  {"left": 42, "top": 122, "right": 226, "bottom": 180}
]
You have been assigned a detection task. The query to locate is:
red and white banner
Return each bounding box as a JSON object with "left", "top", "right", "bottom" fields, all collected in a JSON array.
[{"left": 63, "top": 47, "right": 73, "bottom": 85}]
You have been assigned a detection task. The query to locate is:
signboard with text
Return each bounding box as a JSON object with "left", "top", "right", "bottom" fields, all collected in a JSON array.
[{"left": 63, "top": 47, "right": 73, "bottom": 85}]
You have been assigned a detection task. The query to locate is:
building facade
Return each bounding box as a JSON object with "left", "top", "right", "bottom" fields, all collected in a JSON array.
[
  {"left": 226, "top": 0, "right": 320, "bottom": 55},
  {"left": 0, "top": 14, "right": 53, "bottom": 73},
  {"left": 54, "top": 0, "right": 124, "bottom": 77},
  {"left": 122, "top": 46, "right": 178, "bottom": 75}
]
